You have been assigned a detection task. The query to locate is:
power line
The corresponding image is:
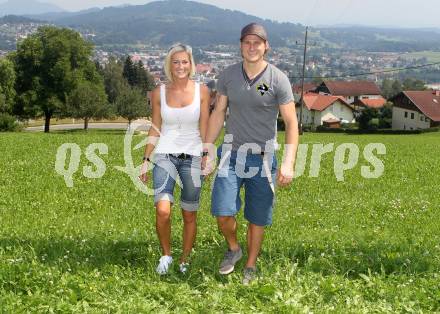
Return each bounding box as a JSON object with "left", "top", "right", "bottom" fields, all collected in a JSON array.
[{"left": 289, "top": 61, "right": 440, "bottom": 80}]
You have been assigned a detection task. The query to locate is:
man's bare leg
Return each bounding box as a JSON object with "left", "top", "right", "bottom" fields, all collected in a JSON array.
[
  {"left": 246, "top": 223, "right": 265, "bottom": 268},
  {"left": 217, "top": 216, "right": 240, "bottom": 250}
]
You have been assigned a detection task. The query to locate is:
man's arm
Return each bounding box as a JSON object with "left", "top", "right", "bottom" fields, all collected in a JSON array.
[
  {"left": 204, "top": 94, "right": 228, "bottom": 145},
  {"left": 278, "top": 101, "right": 299, "bottom": 186},
  {"left": 202, "top": 94, "right": 228, "bottom": 173}
]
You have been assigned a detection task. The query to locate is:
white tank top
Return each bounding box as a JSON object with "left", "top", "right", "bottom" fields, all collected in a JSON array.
[{"left": 154, "top": 82, "right": 202, "bottom": 156}]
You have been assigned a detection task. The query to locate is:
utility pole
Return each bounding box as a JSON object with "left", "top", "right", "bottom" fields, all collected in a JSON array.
[{"left": 298, "top": 26, "right": 308, "bottom": 135}]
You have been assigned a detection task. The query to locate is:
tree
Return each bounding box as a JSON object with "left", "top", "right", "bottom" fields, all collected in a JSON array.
[
  {"left": 122, "top": 56, "right": 155, "bottom": 94},
  {"left": 391, "top": 80, "right": 403, "bottom": 98},
  {"left": 402, "top": 78, "right": 426, "bottom": 91},
  {"left": 66, "top": 80, "right": 110, "bottom": 130},
  {"left": 381, "top": 78, "right": 394, "bottom": 100},
  {"left": 0, "top": 58, "right": 16, "bottom": 113},
  {"left": 13, "top": 26, "right": 99, "bottom": 132},
  {"left": 123, "top": 56, "right": 136, "bottom": 87},
  {"left": 379, "top": 102, "right": 393, "bottom": 129},
  {"left": 358, "top": 107, "right": 379, "bottom": 130},
  {"left": 101, "top": 57, "right": 126, "bottom": 104},
  {"left": 115, "top": 85, "right": 149, "bottom": 127},
  {"left": 134, "top": 60, "right": 155, "bottom": 93}
]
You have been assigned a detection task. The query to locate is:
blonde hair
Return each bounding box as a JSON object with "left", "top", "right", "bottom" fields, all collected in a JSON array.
[{"left": 164, "top": 43, "right": 196, "bottom": 82}]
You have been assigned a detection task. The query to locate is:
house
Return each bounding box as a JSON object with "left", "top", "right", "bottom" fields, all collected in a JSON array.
[
  {"left": 196, "top": 63, "right": 213, "bottom": 74},
  {"left": 297, "top": 93, "right": 355, "bottom": 128},
  {"left": 292, "top": 83, "right": 318, "bottom": 102},
  {"left": 314, "top": 80, "right": 384, "bottom": 106},
  {"left": 391, "top": 90, "right": 440, "bottom": 130},
  {"left": 352, "top": 97, "right": 387, "bottom": 111},
  {"left": 425, "top": 83, "right": 440, "bottom": 90}
]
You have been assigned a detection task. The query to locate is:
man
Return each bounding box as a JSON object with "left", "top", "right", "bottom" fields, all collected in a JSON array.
[{"left": 203, "top": 23, "right": 299, "bottom": 284}]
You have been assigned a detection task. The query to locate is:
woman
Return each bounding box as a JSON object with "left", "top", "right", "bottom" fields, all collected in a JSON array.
[{"left": 139, "top": 43, "right": 210, "bottom": 274}]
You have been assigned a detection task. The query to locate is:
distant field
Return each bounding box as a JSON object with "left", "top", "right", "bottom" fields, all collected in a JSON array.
[
  {"left": 1, "top": 131, "right": 440, "bottom": 312},
  {"left": 403, "top": 51, "right": 440, "bottom": 63}
]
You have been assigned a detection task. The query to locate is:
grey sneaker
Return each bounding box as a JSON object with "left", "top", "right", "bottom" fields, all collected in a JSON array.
[
  {"left": 242, "top": 267, "right": 257, "bottom": 285},
  {"left": 219, "top": 247, "right": 243, "bottom": 275},
  {"left": 179, "top": 262, "right": 189, "bottom": 274}
]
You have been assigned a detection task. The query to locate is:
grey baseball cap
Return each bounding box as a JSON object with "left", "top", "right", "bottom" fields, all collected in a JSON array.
[{"left": 240, "top": 23, "right": 268, "bottom": 41}]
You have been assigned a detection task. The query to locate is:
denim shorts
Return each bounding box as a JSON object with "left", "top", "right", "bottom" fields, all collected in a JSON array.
[
  {"left": 211, "top": 147, "right": 277, "bottom": 226},
  {"left": 152, "top": 153, "right": 203, "bottom": 211}
]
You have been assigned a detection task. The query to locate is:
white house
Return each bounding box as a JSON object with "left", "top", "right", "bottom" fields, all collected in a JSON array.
[
  {"left": 391, "top": 90, "right": 440, "bottom": 130},
  {"left": 296, "top": 93, "right": 355, "bottom": 127}
]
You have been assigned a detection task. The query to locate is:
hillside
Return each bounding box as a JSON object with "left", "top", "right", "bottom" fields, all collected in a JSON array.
[
  {"left": 3, "top": 0, "right": 440, "bottom": 53},
  {"left": 43, "top": 0, "right": 305, "bottom": 47},
  {"left": 24, "top": 7, "right": 101, "bottom": 21},
  {"left": 0, "top": 15, "right": 42, "bottom": 24}
]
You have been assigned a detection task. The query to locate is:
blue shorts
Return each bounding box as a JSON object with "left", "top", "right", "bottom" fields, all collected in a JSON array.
[
  {"left": 211, "top": 148, "right": 277, "bottom": 226},
  {"left": 153, "top": 153, "right": 203, "bottom": 211}
]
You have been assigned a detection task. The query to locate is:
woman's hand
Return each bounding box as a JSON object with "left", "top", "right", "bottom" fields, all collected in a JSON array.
[
  {"left": 139, "top": 160, "right": 150, "bottom": 183},
  {"left": 202, "top": 152, "right": 215, "bottom": 176}
]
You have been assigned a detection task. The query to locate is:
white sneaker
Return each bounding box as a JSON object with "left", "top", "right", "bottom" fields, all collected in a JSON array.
[
  {"left": 179, "top": 262, "right": 189, "bottom": 274},
  {"left": 156, "top": 255, "right": 173, "bottom": 275}
]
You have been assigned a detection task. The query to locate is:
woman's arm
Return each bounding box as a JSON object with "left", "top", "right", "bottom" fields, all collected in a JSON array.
[{"left": 140, "top": 86, "right": 162, "bottom": 182}]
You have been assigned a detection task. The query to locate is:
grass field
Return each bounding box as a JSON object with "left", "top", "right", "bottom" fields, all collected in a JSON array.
[
  {"left": 1, "top": 130, "right": 440, "bottom": 312},
  {"left": 402, "top": 51, "right": 440, "bottom": 63}
]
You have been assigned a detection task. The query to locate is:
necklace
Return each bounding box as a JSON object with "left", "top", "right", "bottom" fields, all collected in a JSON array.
[
  {"left": 241, "top": 63, "right": 268, "bottom": 91},
  {"left": 242, "top": 65, "right": 257, "bottom": 90}
]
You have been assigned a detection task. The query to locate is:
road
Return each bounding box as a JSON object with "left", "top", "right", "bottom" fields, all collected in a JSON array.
[{"left": 25, "top": 120, "right": 151, "bottom": 132}]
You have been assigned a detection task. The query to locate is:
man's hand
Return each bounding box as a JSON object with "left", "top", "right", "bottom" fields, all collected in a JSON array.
[{"left": 277, "top": 162, "right": 294, "bottom": 187}]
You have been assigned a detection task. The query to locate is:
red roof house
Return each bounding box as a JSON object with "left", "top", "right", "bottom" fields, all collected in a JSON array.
[
  {"left": 315, "top": 80, "right": 382, "bottom": 105},
  {"left": 391, "top": 90, "right": 440, "bottom": 130},
  {"left": 297, "top": 93, "right": 355, "bottom": 127}
]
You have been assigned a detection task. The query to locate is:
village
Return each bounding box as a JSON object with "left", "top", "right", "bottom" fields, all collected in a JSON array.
[
  {"left": 2, "top": 19, "right": 440, "bottom": 132},
  {"left": 92, "top": 46, "right": 440, "bottom": 132}
]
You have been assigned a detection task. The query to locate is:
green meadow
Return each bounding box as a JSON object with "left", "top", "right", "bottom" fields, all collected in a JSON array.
[
  {"left": 403, "top": 51, "right": 440, "bottom": 63},
  {"left": 1, "top": 130, "right": 440, "bottom": 312}
]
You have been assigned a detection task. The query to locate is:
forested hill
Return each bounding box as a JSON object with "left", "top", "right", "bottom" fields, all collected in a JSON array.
[
  {"left": 10, "top": 0, "right": 440, "bottom": 52},
  {"left": 38, "top": 0, "right": 305, "bottom": 47}
]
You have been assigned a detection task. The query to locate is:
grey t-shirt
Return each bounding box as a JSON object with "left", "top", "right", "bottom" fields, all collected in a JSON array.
[{"left": 217, "top": 62, "right": 294, "bottom": 151}]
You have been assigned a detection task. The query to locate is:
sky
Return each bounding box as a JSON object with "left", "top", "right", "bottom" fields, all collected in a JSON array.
[{"left": 30, "top": 0, "right": 440, "bottom": 28}]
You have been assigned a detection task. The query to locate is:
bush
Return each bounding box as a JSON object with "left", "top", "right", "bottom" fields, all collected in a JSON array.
[
  {"left": 315, "top": 127, "right": 440, "bottom": 135},
  {"left": 369, "top": 118, "right": 380, "bottom": 129},
  {"left": 341, "top": 122, "right": 358, "bottom": 129},
  {"left": 420, "top": 127, "right": 440, "bottom": 133},
  {"left": 302, "top": 124, "right": 313, "bottom": 132},
  {"left": 0, "top": 113, "right": 18, "bottom": 132},
  {"left": 316, "top": 126, "right": 347, "bottom": 133}
]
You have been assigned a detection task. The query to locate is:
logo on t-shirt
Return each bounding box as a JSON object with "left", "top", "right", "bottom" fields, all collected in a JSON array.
[{"left": 256, "top": 83, "right": 269, "bottom": 96}]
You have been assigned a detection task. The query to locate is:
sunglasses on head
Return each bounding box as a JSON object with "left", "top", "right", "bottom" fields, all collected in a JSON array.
[{"left": 168, "top": 43, "right": 192, "bottom": 53}]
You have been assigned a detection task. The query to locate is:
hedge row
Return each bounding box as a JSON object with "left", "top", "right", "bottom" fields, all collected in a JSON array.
[{"left": 314, "top": 126, "right": 440, "bottom": 135}]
